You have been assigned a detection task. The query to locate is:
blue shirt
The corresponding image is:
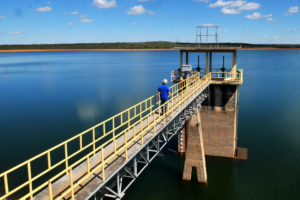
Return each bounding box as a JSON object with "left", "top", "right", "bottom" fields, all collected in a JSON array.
[{"left": 158, "top": 85, "right": 170, "bottom": 100}]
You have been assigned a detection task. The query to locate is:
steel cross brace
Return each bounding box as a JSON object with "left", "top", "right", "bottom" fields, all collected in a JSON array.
[{"left": 85, "top": 88, "right": 209, "bottom": 200}]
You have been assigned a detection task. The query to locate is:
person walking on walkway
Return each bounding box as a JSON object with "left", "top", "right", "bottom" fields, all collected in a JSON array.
[{"left": 157, "top": 79, "right": 172, "bottom": 115}]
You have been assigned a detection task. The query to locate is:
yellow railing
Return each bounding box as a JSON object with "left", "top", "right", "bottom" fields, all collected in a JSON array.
[
  {"left": 210, "top": 69, "right": 243, "bottom": 84},
  {"left": 0, "top": 71, "right": 242, "bottom": 200},
  {"left": 171, "top": 70, "right": 200, "bottom": 82}
]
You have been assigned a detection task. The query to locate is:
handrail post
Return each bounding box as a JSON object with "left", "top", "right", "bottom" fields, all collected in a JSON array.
[
  {"left": 79, "top": 135, "right": 83, "bottom": 149},
  {"left": 87, "top": 157, "right": 90, "bottom": 174},
  {"left": 140, "top": 104, "right": 142, "bottom": 120},
  {"left": 101, "top": 146, "right": 105, "bottom": 181},
  {"left": 48, "top": 181, "right": 53, "bottom": 200},
  {"left": 113, "top": 132, "right": 116, "bottom": 154},
  {"left": 127, "top": 110, "right": 130, "bottom": 127},
  {"left": 64, "top": 143, "right": 69, "bottom": 175},
  {"left": 4, "top": 174, "right": 9, "bottom": 195},
  {"left": 125, "top": 131, "right": 128, "bottom": 160},
  {"left": 27, "top": 162, "right": 33, "bottom": 200},
  {"left": 69, "top": 169, "right": 75, "bottom": 200},
  {"left": 47, "top": 151, "right": 51, "bottom": 169}
]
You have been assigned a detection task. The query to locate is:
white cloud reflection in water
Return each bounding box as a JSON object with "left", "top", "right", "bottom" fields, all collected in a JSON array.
[{"left": 76, "top": 100, "right": 101, "bottom": 124}]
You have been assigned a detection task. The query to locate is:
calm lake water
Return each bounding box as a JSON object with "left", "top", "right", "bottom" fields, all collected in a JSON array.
[{"left": 0, "top": 50, "right": 300, "bottom": 200}]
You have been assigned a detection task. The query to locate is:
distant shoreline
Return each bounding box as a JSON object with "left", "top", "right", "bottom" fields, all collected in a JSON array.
[
  {"left": 0, "top": 48, "right": 300, "bottom": 53},
  {"left": 0, "top": 49, "right": 176, "bottom": 53},
  {"left": 242, "top": 48, "right": 300, "bottom": 50}
]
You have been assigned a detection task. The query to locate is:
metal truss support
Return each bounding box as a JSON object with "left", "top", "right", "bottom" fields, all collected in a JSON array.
[{"left": 86, "top": 90, "right": 209, "bottom": 200}]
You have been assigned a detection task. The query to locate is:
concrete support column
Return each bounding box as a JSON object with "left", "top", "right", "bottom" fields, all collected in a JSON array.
[
  {"left": 180, "top": 51, "right": 183, "bottom": 79},
  {"left": 186, "top": 52, "right": 189, "bottom": 65},
  {"left": 209, "top": 52, "right": 212, "bottom": 72},
  {"left": 232, "top": 51, "right": 237, "bottom": 79},
  {"left": 183, "top": 112, "right": 207, "bottom": 183},
  {"left": 214, "top": 85, "right": 223, "bottom": 111},
  {"left": 205, "top": 52, "right": 209, "bottom": 75}
]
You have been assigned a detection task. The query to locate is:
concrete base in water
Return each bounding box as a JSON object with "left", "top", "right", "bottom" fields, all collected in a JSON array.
[
  {"left": 182, "top": 112, "right": 207, "bottom": 183},
  {"left": 200, "top": 108, "right": 237, "bottom": 158},
  {"left": 181, "top": 84, "right": 247, "bottom": 182},
  {"left": 179, "top": 84, "right": 240, "bottom": 158}
]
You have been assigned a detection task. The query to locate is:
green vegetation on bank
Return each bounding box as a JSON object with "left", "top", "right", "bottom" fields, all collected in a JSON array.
[{"left": 0, "top": 42, "right": 300, "bottom": 50}]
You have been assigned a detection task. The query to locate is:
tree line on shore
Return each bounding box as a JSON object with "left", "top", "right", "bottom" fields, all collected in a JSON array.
[{"left": 0, "top": 42, "right": 299, "bottom": 50}]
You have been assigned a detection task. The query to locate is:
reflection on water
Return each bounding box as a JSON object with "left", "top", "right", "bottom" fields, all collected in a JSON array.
[
  {"left": 0, "top": 50, "right": 300, "bottom": 200},
  {"left": 76, "top": 100, "right": 101, "bottom": 123}
]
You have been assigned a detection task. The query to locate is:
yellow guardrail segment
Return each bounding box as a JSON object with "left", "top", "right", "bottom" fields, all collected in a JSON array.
[
  {"left": 0, "top": 71, "right": 242, "bottom": 200},
  {"left": 171, "top": 70, "right": 200, "bottom": 82}
]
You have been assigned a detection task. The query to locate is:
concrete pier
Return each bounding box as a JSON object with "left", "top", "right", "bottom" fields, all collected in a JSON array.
[
  {"left": 201, "top": 84, "right": 239, "bottom": 158},
  {"left": 182, "top": 112, "right": 207, "bottom": 183},
  {"left": 179, "top": 85, "right": 240, "bottom": 158}
]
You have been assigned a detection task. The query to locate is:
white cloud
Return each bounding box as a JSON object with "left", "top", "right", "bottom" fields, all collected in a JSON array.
[
  {"left": 130, "top": 22, "right": 136, "bottom": 27},
  {"left": 80, "top": 15, "right": 94, "bottom": 23},
  {"left": 221, "top": 7, "right": 241, "bottom": 14},
  {"left": 67, "top": 22, "right": 73, "bottom": 26},
  {"left": 245, "top": 12, "right": 276, "bottom": 22},
  {"left": 240, "top": 2, "right": 260, "bottom": 10},
  {"left": 71, "top": 11, "right": 79, "bottom": 15},
  {"left": 0, "top": 16, "right": 6, "bottom": 19},
  {"left": 10, "top": 31, "right": 21, "bottom": 35},
  {"left": 92, "top": 0, "right": 117, "bottom": 9},
  {"left": 230, "top": 0, "right": 246, "bottom": 7},
  {"left": 209, "top": 0, "right": 232, "bottom": 8},
  {"left": 36, "top": 6, "right": 52, "bottom": 12},
  {"left": 199, "top": 0, "right": 261, "bottom": 15},
  {"left": 285, "top": 6, "right": 298, "bottom": 16},
  {"left": 127, "top": 5, "right": 154, "bottom": 15},
  {"left": 245, "top": 12, "right": 262, "bottom": 19}
]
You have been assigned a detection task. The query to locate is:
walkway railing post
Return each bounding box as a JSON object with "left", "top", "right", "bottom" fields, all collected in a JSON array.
[
  {"left": 47, "top": 151, "right": 51, "bottom": 169},
  {"left": 125, "top": 131, "right": 128, "bottom": 160},
  {"left": 48, "top": 181, "right": 53, "bottom": 200},
  {"left": 4, "top": 174, "right": 9, "bottom": 195},
  {"left": 27, "top": 162, "right": 33, "bottom": 200},
  {"left": 64, "top": 143, "right": 69, "bottom": 175},
  {"left": 101, "top": 146, "right": 105, "bottom": 181},
  {"left": 69, "top": 169, "right": 75, "bottom": 200}
]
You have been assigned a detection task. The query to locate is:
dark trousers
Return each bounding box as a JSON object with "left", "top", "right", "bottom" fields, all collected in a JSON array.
[{"left": 161, "top": 99, "right": 168, "bottom": 114}]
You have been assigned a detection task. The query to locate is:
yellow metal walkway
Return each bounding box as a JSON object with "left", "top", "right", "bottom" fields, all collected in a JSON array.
[{"left": 0, "top": 71, "right": 242, "bottom": 200}]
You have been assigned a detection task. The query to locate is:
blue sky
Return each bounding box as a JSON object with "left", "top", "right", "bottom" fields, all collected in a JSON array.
[{"left": 0, "top": 0, "right": 299, "bottom": 44}]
